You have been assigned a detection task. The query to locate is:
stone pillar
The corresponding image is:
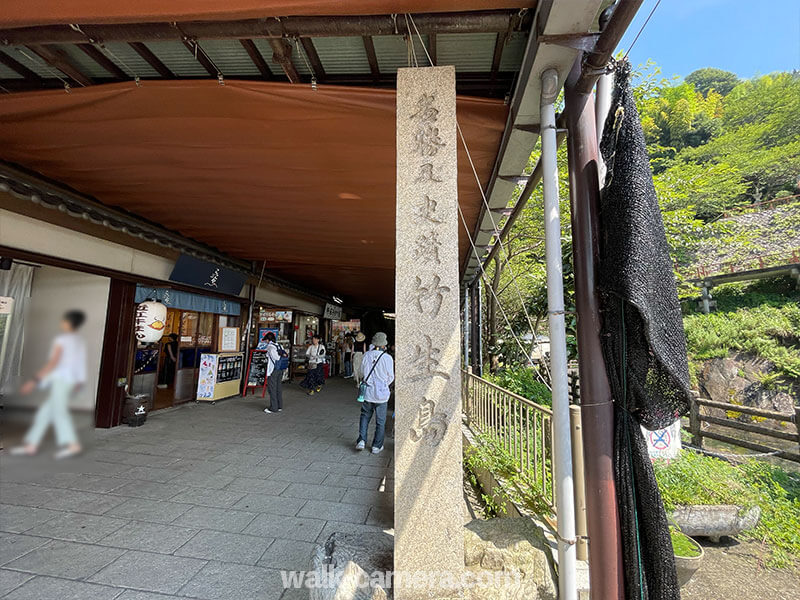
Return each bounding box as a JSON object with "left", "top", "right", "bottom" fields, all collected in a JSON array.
[{"left": 395, "top": 65, "right": 464, "bottom": 599}]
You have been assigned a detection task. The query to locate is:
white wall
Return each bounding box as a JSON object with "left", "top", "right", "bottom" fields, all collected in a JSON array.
[{"left": 17, "top": 266, "right": 110, "bottom": 410}]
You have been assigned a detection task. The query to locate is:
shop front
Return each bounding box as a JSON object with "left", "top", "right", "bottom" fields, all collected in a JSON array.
[{"left": 131, "top": 286, "right": 243, "bottom": 411}]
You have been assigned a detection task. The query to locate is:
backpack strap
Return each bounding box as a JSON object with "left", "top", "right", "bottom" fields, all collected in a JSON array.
[{"left": 363, "top": 350, "right": 387, "bottom": 385}]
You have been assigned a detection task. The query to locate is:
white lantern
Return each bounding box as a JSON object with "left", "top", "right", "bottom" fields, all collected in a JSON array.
[{"left": 134, "top": 300, "right": 167, "bottom": 343}]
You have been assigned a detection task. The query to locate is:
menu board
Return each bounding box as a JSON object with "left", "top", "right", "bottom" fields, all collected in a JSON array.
[
  {"left": 246, "top": 350, "right": 269, "bottom": 389},
  {"left": 219, "top": 327, "right": 239, "bottom": 352},
  {"left": 217, "top": 354, "right": 243, "bottom": 382},
  {"left": 197, "top": 353, "right": 218, "bottom": 399}
]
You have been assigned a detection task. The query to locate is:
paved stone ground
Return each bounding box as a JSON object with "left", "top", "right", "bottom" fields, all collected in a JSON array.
[{"left": 0, "top": 378, "right": 394, "bottom": 600}]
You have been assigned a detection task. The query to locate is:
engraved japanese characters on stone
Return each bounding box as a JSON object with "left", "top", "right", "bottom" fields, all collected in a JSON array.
[
  {"left": 413, "top": 195, "right": 443, "bottom": 224},
  {"left": 409, "top": 397, "right": 448, "bottom": 446},
  {"left": 414, "top": 163, "right": 443, "bottom": 184},
  {"left": 414, "top": 274, "right": 450, "bottom": 317},
  {"left": 410, "top": 93, "right": 445, "bottom": 157},
  {"left": 409, "top": 93, "right": 439, "bottom": 122},
  {"left": 409, "top": 335, "right": 450, "bottom": 382},
  {"left": 413, "top": 229, "right": 442, "bottom": 264}
]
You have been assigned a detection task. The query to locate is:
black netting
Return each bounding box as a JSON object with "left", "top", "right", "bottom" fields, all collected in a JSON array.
[{"left": 597, "top": 60, "right": 692, "bottom": 600}]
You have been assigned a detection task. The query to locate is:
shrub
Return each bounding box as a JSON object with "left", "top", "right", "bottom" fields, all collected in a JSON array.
[{"left": 484, "top": 365, "right": 552, "bottom": 407}]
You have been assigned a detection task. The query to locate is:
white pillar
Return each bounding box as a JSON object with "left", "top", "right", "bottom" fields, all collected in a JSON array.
[
  {"left": 541, "top": 67, "right": 578, "bottom": 600},
  {"left": 395, "top": 65, "right": 463, "bottom": 599},
  {"left": 595, "top": 70, "right": 613, "bottom": 183}
]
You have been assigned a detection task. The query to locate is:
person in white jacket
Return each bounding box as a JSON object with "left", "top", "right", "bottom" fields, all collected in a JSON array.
[
  {"left": 300, "top": 333, "right": 326, "bottom": 395},
  {"left": 355, "top": 332, "right": 394, "bottom": 454}
]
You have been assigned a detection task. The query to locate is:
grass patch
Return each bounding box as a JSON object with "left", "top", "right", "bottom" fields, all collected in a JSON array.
[
  {"left": 655, "top": 450, "right": 800, "bottom": 568},
  {"left": 483, "top": 366, "right": 552, "bottom": 407},
  {"left": 671, "top": 528, "right": 702, "bottom": 558}
]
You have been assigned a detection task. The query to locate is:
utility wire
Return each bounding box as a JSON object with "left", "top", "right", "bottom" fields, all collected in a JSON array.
[{"left": 623, "top": 0, "right": 662, "bottom": 61}]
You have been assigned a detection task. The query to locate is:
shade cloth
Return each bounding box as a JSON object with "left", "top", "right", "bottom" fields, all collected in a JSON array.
[
  {"left": 0, "top": 80, "right": 507, "bottom": 307},
  {"left": 135, "top": 286, "right": 242, "bottom": 316},
  {"left": 0, "top": 1, "right": 535, "bottom": 28},
  {"left": 0, "top": 263, "right": 34, "bottom": 394}
]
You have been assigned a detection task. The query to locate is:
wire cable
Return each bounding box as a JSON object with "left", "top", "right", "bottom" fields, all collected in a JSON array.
[{"left": 623, "top": 0, "right": 662, "bottom": 61}]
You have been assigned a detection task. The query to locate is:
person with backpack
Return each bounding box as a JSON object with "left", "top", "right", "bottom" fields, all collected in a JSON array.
[
  {"left": 262, "top": 331, "right": 287, "bottom": 414},
  {"left": 355, "top": 332, "right": 394, "bottom": 454},
  {"left": 300, "top": 333, "right": 326, "bottom": 396}
]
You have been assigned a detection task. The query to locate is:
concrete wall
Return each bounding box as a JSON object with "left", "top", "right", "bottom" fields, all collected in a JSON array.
[{"left": 18, "top": 265, "right": 110, "bottom": 410}]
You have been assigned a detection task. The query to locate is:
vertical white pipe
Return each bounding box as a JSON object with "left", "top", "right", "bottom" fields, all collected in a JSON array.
[
  {"left": 595, "top": 71, "right": 613, "bottom": 184},
  {"left": 540, "top": 68, "right": 577, "bottom": 600},
  {"left": 463, "top": 291, "right": 470, "bottom": 368}
]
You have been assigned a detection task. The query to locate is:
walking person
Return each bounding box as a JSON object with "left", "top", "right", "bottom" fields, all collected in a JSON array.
[
  {"left": 300, "top": 333, "right": 326, "bottom": 396},
  {"left": 355, "top": 332, "right": 394, "bottom": 454},
  {"left": 10, "top": 310, "right": 87, "bottom": 459},
  {"left": 343, "top": 334, "right": 354, "bottom": 379},
  {"left": 353, "top": 331, "right": 367, "bottom": 385},
  {"left": 263, "top": 331, "right": 284, "bottom": 414}
]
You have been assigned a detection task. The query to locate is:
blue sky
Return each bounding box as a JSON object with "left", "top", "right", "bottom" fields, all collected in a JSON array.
[{"left": 616, "top": 0, "right": 800, "bottom": 80}]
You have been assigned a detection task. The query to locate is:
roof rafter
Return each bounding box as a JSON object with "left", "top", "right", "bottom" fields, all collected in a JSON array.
[
  {"left": 0, "top": 49, "right": 43, "bottom": 84},
  {"left": 239, "top": 39, "right": 273, "bottom": 79},
  {"left": 182, "top": 39, "right": 218, "bottom": 77},
  {"left": 299, "top": 37, "right": 325, "bottom": 81},
  {"left": 26, "top": 44, "right": 92, "bottom": 86},
  {"left": 362, "top": 36, "right": 380, "bottom": 81},
  {"left": 269, "top": 38, "right": 300, "bottom": 83},
  {"left": 76, "top": 43, "right": 127, "bottom": 79},
  {"left": 128, "top": 42, "right": 174, "bottom": 78}
]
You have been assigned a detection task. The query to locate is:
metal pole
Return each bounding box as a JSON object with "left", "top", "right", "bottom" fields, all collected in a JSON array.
[
  {"left": 541, "top": 67, "right": 577, "bottom": 600},
  {"left": 565, "top": 56, "right": 625, "bottom": 600},
  {"left": 570, "top": 405, "right": 589, "bottom": 562},
  {"left": 462, "top": 290, "right": 470, "bottom": 368},
  {"left": 470, "top": 282, "right": 483, "bottom": 376},
  {"left": 595, "top": 71, "right": 613, "bottom": 183}
]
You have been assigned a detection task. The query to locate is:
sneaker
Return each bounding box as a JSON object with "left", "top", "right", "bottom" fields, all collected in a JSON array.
[
  {"left": 355, "top": 440, "right": 366, "bottom": 451},
  {"left": 371, "top": 446, "right": 384, "bottom": 455},
  {"left": 307, "top": 390, "right": 315, "bottom": 396},
  {"left": 54, "top": 446, "right": 82, "bottom": 460},
  {"left": 277, "top": 409, "right": 283, "bottom": 412},
  {"left": 264, "top": 408, "right": 273, "bottom": 414},
  {"left": 315, "top": 386, "right": 323, "bottom": 392},
  {"left": 8, "top": 445, "right": 36, "bottom": 457}
]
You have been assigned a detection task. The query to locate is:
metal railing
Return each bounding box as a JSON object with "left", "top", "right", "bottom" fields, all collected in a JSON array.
[{"left": 462, "top": 369, "right": 555, "bottom": 512}]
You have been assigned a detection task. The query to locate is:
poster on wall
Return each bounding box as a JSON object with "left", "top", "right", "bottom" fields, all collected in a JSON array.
[
  {"left": 259, "top": 309, "right": 293, "bottom": 323},
  {"left": 257, "top": 327, "right": 280, "bottom": 350},
  {"left": 197, "top": 353, "right": 218, "bottom": 399},
  {"left": 219, "top": 327, "right": 240, "bottom": 352},
  {"left": 323, "top": 303, "right": 342, "bottom": 320}
]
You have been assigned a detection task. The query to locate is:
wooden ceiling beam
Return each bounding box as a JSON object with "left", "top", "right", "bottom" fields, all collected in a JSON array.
[
  {"left": 26, "top": 44, "right": 92, "bottom": 86},
  {"left": 299, "top": 37, "right": 325, "bottom": 81},
  {"left": 0, "top": 11, "right": 531, "bottom": 45},
  {"left": 269, "top": 38, "right": 300, "bottom": 84},
  {"left": 128, "top": 42, "right": 175, "bottom": 78},
  {"left": 362, "top": 36, "right": 380, "bottom": 82},
  {"left": 0, "top": 50, "right": 43, "bottom": 84},
  {"left": 239, "top": 39, "right": 273, "bottom": 79},
  {"left": 182, "top": 39, "right": 218, "bottom": 77},
  {"left": 428, "top": 33, "right": 437, "bottom": 65},
  {"left": 76, "top": 43, "right": 128, "bottom": 79}
]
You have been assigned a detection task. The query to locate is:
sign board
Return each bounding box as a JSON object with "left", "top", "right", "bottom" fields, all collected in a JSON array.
[
  {"left": 259, "top": 309, "right": 293, "bottom": 323},
  {"left": 0, "top": 296, "right": 13, "bottom": 315},
  {"left": 323, "top": 303, "right": 342, "bottom": 320},
  {"left": 256, "top": 327, "right": 280, "bottom": 350},
  {"left": 169, "top": 254, "right": 247, "bottom": 296},
  {"left": 219, "top": 327, "right": 239, "bottom": 352},
  {"left": 642, "top": 419, "right": 682, "bottom": 460},
  {"left": 244, "top": 349, "right": 269, "bottom": 398}
]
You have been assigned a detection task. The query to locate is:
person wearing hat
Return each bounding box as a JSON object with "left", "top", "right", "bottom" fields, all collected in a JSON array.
[
  {"left": 355, "top": 332, "right": 394, "bottom": 454},
  {"left": 352, "top": 332, "right": 367, "bottom": 386}
]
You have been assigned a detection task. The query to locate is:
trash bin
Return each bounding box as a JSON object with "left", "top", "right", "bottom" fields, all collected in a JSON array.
[{"left": 123, "top": 393, "right": 150, "bottom": 427}]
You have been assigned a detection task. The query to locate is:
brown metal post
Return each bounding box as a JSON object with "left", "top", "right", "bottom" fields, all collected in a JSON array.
[
  {"left": 565, "top": 57, "right": 625, "bottom": 600},
  {"left": 689, "top": 392, "right": 703, "bottom": 448},
  {"left": 469, "top": 282, "right": 482, "bottom": 376}
]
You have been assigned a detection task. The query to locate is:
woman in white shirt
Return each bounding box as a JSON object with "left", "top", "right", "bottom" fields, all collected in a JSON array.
[
  {"left": 300, "top": 333, "right": 326, "bottom": 396},
  {"left": 355, "top": 332, "right": 394, "bottom": 454},
  {"left": 11, "top": 310, "right": 87, "bottom": 459}
]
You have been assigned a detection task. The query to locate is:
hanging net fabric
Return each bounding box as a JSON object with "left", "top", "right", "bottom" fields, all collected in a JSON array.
[{"left": 597, "top": 60, "right": 692, "bottom": 600}]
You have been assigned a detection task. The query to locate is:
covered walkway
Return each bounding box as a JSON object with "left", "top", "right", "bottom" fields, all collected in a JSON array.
[{"left": 0, "top": 378, "right": 392, "bottom": 599}]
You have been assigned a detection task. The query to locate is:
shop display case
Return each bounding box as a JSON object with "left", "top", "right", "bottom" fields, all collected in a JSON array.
[{"left": 196, "top": 351, "right": 244, "bottom": 402}]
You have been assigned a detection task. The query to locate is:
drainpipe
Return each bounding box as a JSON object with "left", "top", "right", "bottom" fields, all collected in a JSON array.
[
  {"left": 565, "top": 56, "right": 625, "bottom": 600},
  {"left": 595, "top": 70, "right": 613, "bottom": 183},
  {"left": 541, "top": 67, "right": 577, "bottom": 600},
  {"left": 462, "top": 289, "right": 470, "bottom": 368}
]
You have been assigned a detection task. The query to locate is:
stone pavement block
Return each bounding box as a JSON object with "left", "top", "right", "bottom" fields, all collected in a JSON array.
[
  {"left": 92, "top": 450, "right": 131, "bottom": 464},
  {"left": 357, "top": 465, "right": 393, "bottom": 480},
  {"left": 270, "top": 468, "right": 328, "bottom": 485},
  {"left": 315, "top": 521, "right": 390, "bottom": 545},
  {"left": 0, "top": 505, "right": 61, "bottom": 534},
  {"left": 39, "top": 488, "right": 127, "bottom": 516},
  {"left": 226, "top": 476, "right": 291, "bottom": 495},
  {"left": 168, "top": 471, "right": 236, "bottom": 490},
  {"left": 97, "top": 520, "right": 198, "bottom": 554},
  {"left": 178, "top": 561, "right": 285, "bottom": 600},
  {"left": 281, "top": 483, "right": 347, "bottom": 503},
  {"left": 297, "top": 500, "right": 370, "bottom": 525},
  {"left": 215, "top": 463, "right": 277, "bottom": 479},
  {"left": 259, "top": 457, "right": 312, "bottom": 471},
  {"left": 58, "top": 474, "right": 129, "bottom": 494},
  {"left": 0, "top": 533, "right": 51, "bottom": 566},
  {"left": 365, "top": 507, "right": 393, "bottom": 528},
  {"left": 174, "top": 529, "right": 273, "bottom": 565},
  {"left": 281, "top": 586, "right": 310, "bottom": 600},
  {"left": 0, "top": 569, "right": 32, "bottom": 596},
  {"left": 89, "top": 550, "right": 206, "bottom": 594},
  {"left": 305, "top": 461, "right": 361, "bottom": 476},
  {"left": 340, "top": 489, "right": 393, "bottom": 508},
  {"left": 4, "top": 539, "right": 125, "bottom": 579},
  {"left": 105, "top": 497, "right": 192, "bottom": 523},
  {"left": 322, "top": 474, "right": 382, "bottom": 491},
  {"left": 121, "top": 454, "right": 180, "bottom": 468},
  {"left": 27, "top": 512, "right": 128, "bottom": 544},
  {"left": 110, "top": 480, "right": 186, "bottom": 500},
  {"left": 172, "top": 506, "right": 257, "bottom": 533},
  {"left": 210, "top": 451, "right": 266, "bottom": 465},
  {"left": 0, "top": 484, "right": 60, "bottom": 508},
  {"left": 243, "top": 514, "right": 326, "bottom": 543},
  {"left": 249, "top": 445, "right": 303, "bottom": 459},
  {"left": 232, "top": 494, "right": 306, "bottom": 516},
  {"left": 167, "top": 458, "right": 226, "bottom": 473},
  {"left": 122, "top": 466, "right": 183, "bottom": 483},
  {"left": 116, "top": 590, "right": 179, "bottom": 600},
  {"left": 257, "top": 538, "right": 315, "bottom": 571},
  {"left": 169, "top": 487, "right": 246, "bottom": 509},
  {"left": 3, "top": 575, "right": 122, "bottom": 600}
]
